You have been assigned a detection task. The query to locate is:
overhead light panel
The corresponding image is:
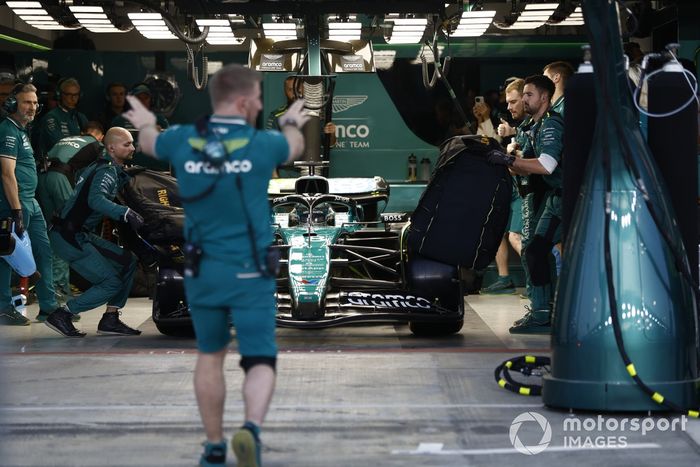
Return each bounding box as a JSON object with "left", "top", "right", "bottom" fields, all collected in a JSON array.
[
  {"left": 9, "top": 1, "right": 77, "bottom": 30},
  {"left": 452, "top": 10, "right": 495, "bottom": 37},
  {"left": 384, "top": 16, "right": 427, "bottom": 44},
  {"left": 551, "top": 6, "right": 584, "bottom": 26},
  {"left": 497, "top": 2, "right": 559, "bottom": 30},
  {"left": 195, "top": 18, "right": 245, "bottom": 45},
  {"left": 263, "top": 21, "right": 298, "bottom": 41},
  {"left": 69, "top": 5, "right": 127, "bottom": 33},
  {"left": 328, "top": 21, "right": 362, "bottom": 41},
  {"left": 128, "top": 12, "right": 177, "bottom": 39}
]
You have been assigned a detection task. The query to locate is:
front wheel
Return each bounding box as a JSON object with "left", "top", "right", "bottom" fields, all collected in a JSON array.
[{"left": 409, "top": 320, "right": 464, "bottom": 336}]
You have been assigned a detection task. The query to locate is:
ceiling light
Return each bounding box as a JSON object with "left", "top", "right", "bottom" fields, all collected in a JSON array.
[
  {"left": 196, "top": 19, "right": 231, "bottom": 27},
  {"left": 128, "top": 12, "right": 177, "bottom": 39},
  {"left": 551, "top": 7, "right": 584, "bottom": 26}
]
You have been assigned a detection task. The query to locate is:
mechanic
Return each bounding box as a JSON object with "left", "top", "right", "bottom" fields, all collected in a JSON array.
[
  {"left": 37, "top": 77, "right": 88, "bottom": 159},
  {"left": 488, "top": 75, "right": 564, "bottom": 334},
  {"left": 111, "top": 83, "right": 169, "bottom": 171},
  {"left": 482, "top": 78, "right": 527, "bottom": 296},
  {"left": 44, "top": 127, "right": 144, "bottom": 338},
  {"left": 123, "top": 63, "right": 308, "bottom": 467},
  {"left": 35, "top": 121, "right": 104, "bottom": 313},
  {"left": 0, "top": 83, "right": 63, "bottom": 326},
  {"left": 96, "top": 82, "right": 127, "bottom": 131},
  {"left": 543, "top": 61, "right": 574, "bottom": 117},
  {"left": 266, "top": 75, "right": 336, "bottom": 176},
  {"left": 0, "top": 75, "right": 16, "bottom": 119}
]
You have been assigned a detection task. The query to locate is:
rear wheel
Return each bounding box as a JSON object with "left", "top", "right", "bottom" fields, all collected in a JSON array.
[{"left": 409, "top": 320, "right": 464, "bottom": 336}]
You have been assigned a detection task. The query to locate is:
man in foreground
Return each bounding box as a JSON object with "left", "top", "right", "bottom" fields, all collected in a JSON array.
[{"left": 124, "top": 64, "right": 308, "bottom": 466}]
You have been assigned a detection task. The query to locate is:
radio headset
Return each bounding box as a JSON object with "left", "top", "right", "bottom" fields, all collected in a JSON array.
[
  {"left": 2, "top": 83, "right": 42, "bottom": 115},
  {"left": 182, "top": 116, "right": 277, "bottom": 278}
]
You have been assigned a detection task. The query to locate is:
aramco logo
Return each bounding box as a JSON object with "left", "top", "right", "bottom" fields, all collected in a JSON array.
[{"left": 509, "top": 412, "right": 552, "bottom": 455}]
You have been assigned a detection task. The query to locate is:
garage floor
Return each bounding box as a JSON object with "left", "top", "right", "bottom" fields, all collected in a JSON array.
[{"left": 1, "top": 293, "right": 699, "bottom": 466}]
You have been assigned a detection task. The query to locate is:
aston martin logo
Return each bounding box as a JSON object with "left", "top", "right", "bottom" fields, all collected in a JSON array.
[{"left": 332, "top": 95, "right": 368, "bottom": 114}]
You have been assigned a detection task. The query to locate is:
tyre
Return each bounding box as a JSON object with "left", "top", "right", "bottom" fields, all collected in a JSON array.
[
  {"left": 409, "top": 319, "right": 464, "bottom": 336},
  {"left": 153, "top": 318, "right": 195, "bottom": 338}
]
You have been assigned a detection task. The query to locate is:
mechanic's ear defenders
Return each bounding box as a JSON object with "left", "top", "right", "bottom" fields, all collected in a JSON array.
[
  {"left": 194, "top": 115, "right": 228, "bottom": 167},
  {"left": 55, "top": 77, "right": 82, "bottom": 101},
  {"left": 2, "top": 83, "right": 24, "bottom": 114}
]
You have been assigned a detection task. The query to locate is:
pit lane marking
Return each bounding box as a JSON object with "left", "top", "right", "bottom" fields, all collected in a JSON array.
[{"left": 391, "top": 442, "right": 661, "bottom": 456}]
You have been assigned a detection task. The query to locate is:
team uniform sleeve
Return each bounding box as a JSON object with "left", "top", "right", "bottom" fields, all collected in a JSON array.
[
  {"left": 0, "top": 128, "right": 19, "bottom": 159},
  {"left": 154, "top": 124, "right": 186, "bottom": 163},
  {"left": 87, "top": 165, "right": 128, "bottom": 221},
  {"left": 539, "top": 117, "right": 564, "bottom": 164}
]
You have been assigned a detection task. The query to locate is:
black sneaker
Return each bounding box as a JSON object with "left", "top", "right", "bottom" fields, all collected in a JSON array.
[
  {"left": 97, "top": 311, "right": 141, "bottom": 336},
  {"left": 45, "top": 306, "right": 86, "bottom": 337},
  {"left": 0, "top": 307, "right": 30, "bottom": 326},
  {"left": 36, "top": 309, "right": 80, "bottom": 322}
]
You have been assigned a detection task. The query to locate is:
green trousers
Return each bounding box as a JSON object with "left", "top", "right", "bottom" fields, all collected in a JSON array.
[
  {"left": 0, "top": 199, "right": 58, "bottom": 312},
  {"left": 49, "top": 229, "right": 136, "bottom": 313}
]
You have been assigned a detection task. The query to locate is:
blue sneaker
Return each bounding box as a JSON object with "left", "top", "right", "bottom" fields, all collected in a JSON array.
[
  {"left": 480, "top": 276, "right": 516, "bottom": 295},
  {"left": 199, "top": 440, "right": 227, "bottom": 467},
  {"left": 232, "top": 422, "right": 262, "bottom": 467}
]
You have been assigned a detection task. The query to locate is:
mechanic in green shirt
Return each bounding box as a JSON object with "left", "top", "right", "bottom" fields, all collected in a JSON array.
[
  {"left": 543, "top": 61, "right": 574, "bottom": 117},
  {"left": 0, "top": 83, "right": 63, "bottom": 326},
  {"left": 35, "top": 122, "right": 104, "bottom": 311},
  {"left": 110, "top": 83, "right": 169, "bottom": 171},
  {"left": 488, "top": 75, "right": 564, "bottom": 334},
  {"left": 44, "top": 127, "right": 145, "bottom": 338},
  {"left": 123, "top": 63, "right": 308, "bottom": 467},
  {"left": 37, "top": 78, "right": 88, "bottom": 158}
]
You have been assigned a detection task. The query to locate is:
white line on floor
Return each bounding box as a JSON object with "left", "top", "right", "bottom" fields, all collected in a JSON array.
[
  {"left": 391, "top": 442, "right": 662, "bottom": 456},
  {"left": 0, "top": 403, "right": 543, "bottom": 412}
]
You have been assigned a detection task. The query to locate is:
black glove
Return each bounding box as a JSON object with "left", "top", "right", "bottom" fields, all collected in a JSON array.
[
  {"left": 11, "top": 209, "right": 24, "bottom": 238},
  {"left": 124, "top": 208, "right": 144, "bottom": 231},
  {"left": 487, "top": 150, "right": 516, "bottom": 167}
]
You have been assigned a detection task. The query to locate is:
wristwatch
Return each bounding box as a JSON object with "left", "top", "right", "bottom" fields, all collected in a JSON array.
[{"left": 143, "top": 73, "right": 181, "bottom": 117}]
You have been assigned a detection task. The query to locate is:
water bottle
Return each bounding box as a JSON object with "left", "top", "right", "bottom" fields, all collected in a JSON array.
[
  {"left": 420, "top": 158, "right": 431, "bottom": 181},
  {"left": 407, "top": 154, "right": 417, "bottom": 182},
  {"left": 12, "top": 294, "right": 27, "bottom": 317}
]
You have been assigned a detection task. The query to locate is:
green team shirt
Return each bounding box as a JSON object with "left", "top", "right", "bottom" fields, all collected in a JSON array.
[
  {"left": 38, "top": 106, "right": 88, "bottom": 154},
  {"left": 59, "top": 152, "right": 130, "bottom": 231},
  {"left": 155, "top": 116, "right": 289, "bottom": 263},
  {"left": 0, "top": 116, "right": 39, "bottom": 207},
  {"left": 265, "top": 103, "right": 289, "bottom": 131},
  {"left": 551, "top": 95, "right": 565, "bottom": 117},
  {"left": 521, "top": 110, "right": 564, "bottom": 190},
  {"left": 47, "top": 135, "right": 99, "bottom": 163}
]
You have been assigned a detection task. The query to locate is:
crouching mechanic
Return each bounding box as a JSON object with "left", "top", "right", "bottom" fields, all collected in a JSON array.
[
  {"left": 44, "top": 127, "right": 145, "bottom": 337},
  {"left": 123, "top": 64, "right": 308, "bottom": 467}
]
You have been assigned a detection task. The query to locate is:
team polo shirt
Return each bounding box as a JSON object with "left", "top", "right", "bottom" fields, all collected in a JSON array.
[
  {"left": 0, "top": 116, "right": 38, "bottom": 206},
  {"left": 521, "top": 111, "right": 564, "bottom": 190},
  {"left": 551, "top": 96, "right": 565, "bottom": 117},
  {"left": 48, "top": 135, "right": 100, "bottom": 163},
  {"left": 38, "top": 106, "right": 88, "bottom": 154},
  {"left": 155, "top": 116, "right": 289, "bottom": 264}
]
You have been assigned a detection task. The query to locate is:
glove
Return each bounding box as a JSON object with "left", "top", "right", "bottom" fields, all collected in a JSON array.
[
  {"left": 11, "top": 209, "right": 24, "bottom": 238},
  {"left": 487, "top": 150, "right": 516, "bottom": 167},
  {"left": 124, "top": 208, "right": 144, "bottom": 231},
  {"left": 278, "top": 99, "right": 311, "bottom": 129},
  {"left": 123, "top": 95, "right": 157, "bottom": 130}
]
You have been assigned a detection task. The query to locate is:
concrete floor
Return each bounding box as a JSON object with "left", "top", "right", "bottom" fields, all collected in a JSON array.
[{"left": 0, "top": 293, "right": 699, "bottom": 466}]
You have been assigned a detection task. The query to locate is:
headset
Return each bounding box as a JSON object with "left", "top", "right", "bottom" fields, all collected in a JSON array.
[
  {"left": 2, "top": 83, "right": 41, "bottom": 115},
  {"left": 55, "top": 77, "right": 82, "bottom": 102}
]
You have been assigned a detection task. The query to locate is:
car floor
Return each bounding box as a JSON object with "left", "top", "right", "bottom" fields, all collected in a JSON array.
[{"left": 0, "top": 293, "right": 699, "bottom": 466}]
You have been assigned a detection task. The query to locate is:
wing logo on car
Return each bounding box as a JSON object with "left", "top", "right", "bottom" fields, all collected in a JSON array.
[
  {"left": 332, "top": 95, "right": 368, "bottom": 114},
  {"left": 295, "top": 277, "right": 321, "bottom": 285}
]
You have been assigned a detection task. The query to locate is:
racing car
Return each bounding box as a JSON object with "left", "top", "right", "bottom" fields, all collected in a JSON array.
[{"left": 119, "top": 164, "right": 464, "bottom": 337}]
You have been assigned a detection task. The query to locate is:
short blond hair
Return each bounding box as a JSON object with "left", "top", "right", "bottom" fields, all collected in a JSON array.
[
  {"left": 208, "top": 64, "right": 261, "bottom": 108},
  {"left": 505, "top": 78, "right": 525, "bottom": 95}
]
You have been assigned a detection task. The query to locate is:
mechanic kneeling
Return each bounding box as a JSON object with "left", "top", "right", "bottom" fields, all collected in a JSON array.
[{"left": 44, "top": 127, "right": 144, "bottom": 338}]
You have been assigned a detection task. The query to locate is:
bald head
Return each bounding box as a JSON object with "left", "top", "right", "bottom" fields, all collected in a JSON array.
[{"left": 104, "top": 127, "right": 134, "bottom": 164}]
